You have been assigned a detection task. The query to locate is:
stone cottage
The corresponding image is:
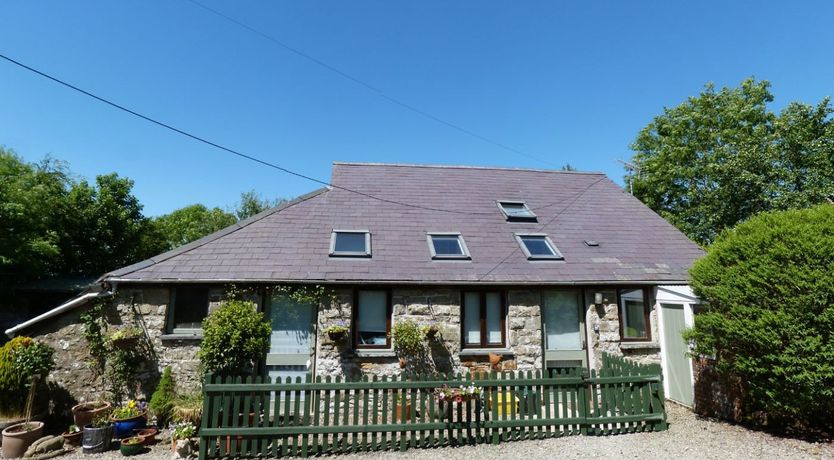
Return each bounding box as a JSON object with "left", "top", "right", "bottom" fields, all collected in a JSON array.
[{"left": 6, "top": 163, "right": 703, "bottom": 405}]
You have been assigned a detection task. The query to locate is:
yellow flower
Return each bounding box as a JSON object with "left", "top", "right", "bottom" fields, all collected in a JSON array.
[{"left": 128, "top": 400, "right": 136, "bottom": 408}]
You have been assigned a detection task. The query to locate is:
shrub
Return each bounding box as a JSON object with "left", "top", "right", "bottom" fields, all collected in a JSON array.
[
  {"left": 199, "top": 299, "right": 270, "bottom": 376},
  {"left": 686, "top": 204, "right": 834, "bottom": 430},
  {"left": 0, "top": 337, "right": 54, "bottom": 415},
  {"left": 149, "top": 367, "right": 176, "bottom": 425},
  {"left": 391, "top": 320, "right": 425, "bottom": 357}
]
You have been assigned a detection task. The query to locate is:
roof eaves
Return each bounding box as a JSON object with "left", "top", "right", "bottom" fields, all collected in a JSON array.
[
  {"left": 331, "top": 162, "right": 606, "bottom": 176},
  {"left": 99, "top": 187, "right": 329, "bottom": 281}
]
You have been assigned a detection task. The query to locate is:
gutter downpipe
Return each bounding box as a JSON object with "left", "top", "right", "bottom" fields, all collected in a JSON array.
[{"left": 4, "top": 289, "right": 114, "bottom": 338}]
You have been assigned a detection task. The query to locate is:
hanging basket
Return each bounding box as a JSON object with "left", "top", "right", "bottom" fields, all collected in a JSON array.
[{"left": 110, "top": 336, "right": 140, "bottom": 350}]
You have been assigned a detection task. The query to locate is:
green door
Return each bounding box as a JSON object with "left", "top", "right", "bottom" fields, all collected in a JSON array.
[{"left": 661, "top": 303, "right": 694, "bottom": 405}]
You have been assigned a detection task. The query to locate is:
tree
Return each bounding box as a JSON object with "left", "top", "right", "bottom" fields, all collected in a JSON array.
[
  {"left": 627, "top": 78, "right": 834, "bottom": 245},
  {"left": 151, "top": 204, "right": 236, "bottom": 251},
  {"left": 685, "top": 205, "right": 834, "bottom": 430},
  {"left": 560, "top": 164, "right": 577, "bottom": 171},
  {"left": 234, "top": 190, "right": 285, "bottom": 220}
]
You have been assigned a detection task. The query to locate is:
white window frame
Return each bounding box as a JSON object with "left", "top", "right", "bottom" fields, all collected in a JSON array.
[
  {"left": 426, "top": 232, "right": 471, "bottom": 260},
  {"left": 329, "top": 229, "right": 372, "bottom": 257},
  {"left": 497, "top": 200, "right": 537, "bottom": 221},
  {"left": 514, "top": 233, "right": 563, "bottom": 260}
]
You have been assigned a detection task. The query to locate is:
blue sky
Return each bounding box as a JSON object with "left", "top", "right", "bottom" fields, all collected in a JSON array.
[{"left": 1, "top": 1, "right": 833, "bottom": 216}]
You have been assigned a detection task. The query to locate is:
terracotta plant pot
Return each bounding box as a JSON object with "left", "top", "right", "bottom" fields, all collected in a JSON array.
[
  {"left": 488, "top": 352, "right": 502, "bottom": 367},
  {"left": 2, "top": 421, "right": 45, "bottom": 459},
  {"left": 71, "top": 401, "right": 112, "bottom": 429},
  {"left": 62, "top": 429, "right": 83, "bottom": 447},
  {"left": 394, "top": 402, "right": 412, "bottom": 422},
  {"left": 134, "top": 427, "right": 158, "bottom": 445}
]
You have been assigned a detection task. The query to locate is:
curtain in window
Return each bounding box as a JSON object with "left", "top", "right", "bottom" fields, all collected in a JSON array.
[
  {"left": 485, "top": 292, "right": 502, "bottom": 344},
  {"left": 463, "top": 292, "right": 481, "bottom": 344},
  {"left": 620, "top": 289, "right": 648, "bottom": 338},
  {"left": 357, "top": 291, "right": 387, "bottom": 345}
]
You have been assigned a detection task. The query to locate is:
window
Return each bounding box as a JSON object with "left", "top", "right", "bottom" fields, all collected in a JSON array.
[
  {"left": 619, "top": 288, "right": 651, "bottom": 340},
  {"left": 354, "top": 290, "right": 391, "bottom": 348},
  {"left": 427, "top": 232, "right": 471, "bottom": 260},
  {"left": 497, "top": 201, "right": 537, "bottom": 221},
  {"left": 170, "top": 285, "right": 210, "bottom": 334},
  {"left": 462, "top": 291, "right": 506, "bottom": 348},
  {"left": 515, "top": 234, "right": 563, "bottom": 260},
  {"left": 330, "top": 230, "right": 371, "bottom": 257}
]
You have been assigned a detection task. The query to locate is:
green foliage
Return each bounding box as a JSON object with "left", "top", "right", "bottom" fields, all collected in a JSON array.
[
  {"left": 149, "top": 367, "right": 176, "bottom": 425},
  {"left": 0, "top": 337, "right": 33, "bottom": 414},
  {"left": 80, "top": 300, "right": 107, "bottom": 376},
  {"left": 199, "top": 299, "right": 271, "bottom": 376},
  {"left": 269, "top": 284, "right": 339, "bottom": 306},
  {"left": 391, "top": 320, "right": 426, "bottom": 357},
  {"left": 151, "top": 204, "right": 237, "bottom": 251},
  {"left": 628, "top": 78, "right": 834, "bottom": 245},
  {"left": 234, "top": 190, "right": 285, "bottom": 221},
  {"left": 14, "top": 340, "right": 55, "bottom": 381},
  {"left": 171, "top": 421, "right": 196, "bottom": 440},
  {"left": 171, "top": 392, "right": 203, "bottom": 425},
  {"left": 686, "top": 205, "right": 834, "bottom": 429}
]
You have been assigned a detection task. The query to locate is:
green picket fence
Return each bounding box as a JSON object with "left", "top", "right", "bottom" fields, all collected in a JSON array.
[{"left": 198, "top": 355, "right": 666, "bottom": 459}]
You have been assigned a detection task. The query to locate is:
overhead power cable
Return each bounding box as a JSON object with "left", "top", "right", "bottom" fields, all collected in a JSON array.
[{"left": 184, "top": 0, "right": 559, "bottom": 168}]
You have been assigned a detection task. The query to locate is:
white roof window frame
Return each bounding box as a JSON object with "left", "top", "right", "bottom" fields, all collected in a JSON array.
[
  {"left": 426, "top": 232, "right": 472, "bottom": 260},
  {"left": 329, "top": 229, "right": 372, "bottom": 257},
  {"left": 514, "top": 233, "right": 564, "bottom": 260},
  {"left": 496, "top": 200, "right": 537, "bottom": 222}
]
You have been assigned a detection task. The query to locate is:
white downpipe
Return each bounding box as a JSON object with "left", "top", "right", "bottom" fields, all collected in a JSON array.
[{"left": 5, "top": 291, "right": 112, "bottom": 338}]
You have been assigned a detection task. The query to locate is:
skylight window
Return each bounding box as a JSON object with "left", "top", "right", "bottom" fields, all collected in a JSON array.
[
  {"left": 427, "top": 233, "right": 471, "bottom": 260},
  {"left": 515, "top": 234, "right": 563, "bottom": 260},
  {"left": 497, "top": 201, "right": 537, "bottom": 221},
  {"left": 330, "top": 230, "right": 371, "bottom": 257}
]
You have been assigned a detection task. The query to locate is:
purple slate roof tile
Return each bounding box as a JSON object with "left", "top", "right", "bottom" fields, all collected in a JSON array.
[{"left": 103, "top": 163, "right": 704, "bottom": 285}]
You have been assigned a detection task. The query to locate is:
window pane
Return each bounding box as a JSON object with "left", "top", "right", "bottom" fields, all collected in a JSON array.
[
  {"left": 173, "top": 286, "right": 209, "bottom": 330},
  {"left": 334, "top": 232, "right": 367, "bottom": 253},
  {"left": 521, "top": 236, "right": 556, "bottom": 256},
  {"left": 543, "top": 291, "right": 581, "bottom": 350},
  {"left": 269, "top": 295, "right": 313, "bottom": 355},
  {"left": 485, "top": 293, "right": 502, "bottom": 344},
  {"left": 357, "top": 291, "right": 387, "bottom": 345},
  {"left": 501, "top": 202, "right": 534, "bottom": 218},
  {"left": 432, "top": 235, "right": 464, "bottom": 256},
  {"left": 621, "top": 289, "right": 648, "bottom": 338},
  {"left": 463, "top": 292, "right": 481, "bottom": 345}
]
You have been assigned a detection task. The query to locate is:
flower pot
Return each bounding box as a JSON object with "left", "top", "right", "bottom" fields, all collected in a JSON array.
[
  {"left": 488, "top": 352, "right": 502, "bottom": 367},
  {"left": 134, "top": 427, "right": 158, "bottom": 445},
  {"left": 71, "top": 401, "right": 112, "bottom": 428},
  {"left": 2, "top": 421, "right": 44, "bottom": 459},
  {"left": 62, "top": 429, "right": 83, "bottom": 447},
  {"left": 111, "top": 336, "right": 140, "bottom": 350},
  {"left": 327, "top": 331, "right": 346, "bottom": 341},
  {"left": 394, "top": 402, "right": 412, "bottom": 422},
  {"left": 120, "top": 437, "right": 145, "bottom": 456},
  {"left": 111, "top": 412, "right": 147, "bottom": 439},
  {"left": 82, "top": 424, "right": 113, "bottom": 454}
]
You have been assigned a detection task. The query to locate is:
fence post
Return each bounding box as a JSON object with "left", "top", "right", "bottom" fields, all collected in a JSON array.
[
  {"left": 199, "top": 373, "right": 212, "bottom": 460},
  {"left": 577, "top": 368, "right": 589, "bottom": 436},
  {"left": 650, "top": 363, "right": 668, "bottom": 431}
]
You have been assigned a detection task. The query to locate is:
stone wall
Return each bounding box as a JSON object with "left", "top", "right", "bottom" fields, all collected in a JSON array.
[{"left": 585, "top": 288, "right": 661, "bottom": 369}]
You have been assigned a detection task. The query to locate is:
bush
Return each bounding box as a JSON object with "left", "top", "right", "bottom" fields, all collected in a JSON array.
[
  {"left": 199, "top": 299, "right": 270, "bottom": 376},
  {"left": 149, "top": 367, "right": 176, "bottom": 425},
  {"left": 686, "top": 205, "right": 834, "bottom": 430},
  {"left": 0, "top": 337, "right": 55, "bottom": 415},
  {"left": 391, "top": 320, "right": 425, "bottom": 357}
]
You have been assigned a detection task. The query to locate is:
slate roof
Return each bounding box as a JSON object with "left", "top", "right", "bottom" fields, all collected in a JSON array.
[{"left": 103, "top": 163, "right": 704, "bottom": 285}]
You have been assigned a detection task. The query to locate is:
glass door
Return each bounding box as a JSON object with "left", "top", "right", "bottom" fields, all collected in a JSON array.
[
  {"left": 542, "top": 290, "right": 587, "bottom": 370},
  {"left": 266, "top": 295, "right": 315, "bottom": 412}
]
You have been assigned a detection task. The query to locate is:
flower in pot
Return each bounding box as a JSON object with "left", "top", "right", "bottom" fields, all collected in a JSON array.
[
  {"left": 107, "top": 326, "right": 143, "bottom": 350},
  {"left": 82, "top": 413, "right": 113, "bottom": 454},
  {"left": 111, "top": 400, "right": 147, "bottom": 439},
  {"left": 171, "top": 422, "right": 196, "bottom": 453},
  {"left": 323, "top": 321, "right": 349, "bottom": 342},
  {"left": 2, "top": 373, "right": 47, "bottom": 459},
  {"left": 61, "top": 424, "right": 82, "bottom": 447},
  {"left": 120, "top": 436, "right": 145, "bottom": 456},
  {"left": 71, "top": 400, "right": 113, "bottom": 428}
]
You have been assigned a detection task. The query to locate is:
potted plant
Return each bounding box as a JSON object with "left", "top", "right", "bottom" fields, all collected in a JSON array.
[
  {"left": 134, "top": 427, "right": 159, "bottom": 445},
  {"left": 82, "top": 413, "right": 113, "bottom": 454},
  {"left": 1, "top": 375, "right": 45, "bottom": 459},
  {"left": 111, "top": 400, "right": 147, "bottom": 438},
  {"left": 71, "top": 400, "right": 113, "bottom": 428},
  {"left": 119, "top": 436, "right": 145, "bottom": 456},
  {"left": 171, "top": 422, "right": 196, "bottom": 453},
  {"left": 107, "top": 327, "right": 143, "bottom": 350},
  {"left": 322, "top": 321, "right": 349, "bottom": 341},
  {"left": 392, "top": 320, "right": 425, "bottom": 368},
  {"left": 61, "top": 424, "right": 82, "bottom": 447},
  {"left": 393, "top": 394, "right": 412, "bottom": 422},
  {"left": 421, "top": 323, "right": 441, "bottom": 340}
]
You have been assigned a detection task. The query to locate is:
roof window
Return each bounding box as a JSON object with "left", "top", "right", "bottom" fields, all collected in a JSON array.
[
  {"left": 330, "top": 230, "right": 371, "bottom": 257},
  {"left": 497, "top": 201, "right": 537, "bottom": 222},
  {"left": 427, "top": 233, "right": 471, "bottom": 260},
  {"left": 515, "top": 234, "right": 563, "bottom": 260}
]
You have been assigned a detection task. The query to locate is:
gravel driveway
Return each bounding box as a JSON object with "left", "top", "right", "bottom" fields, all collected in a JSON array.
[{"left": 15, "top": 404, "right": 832, "bottom": 459}]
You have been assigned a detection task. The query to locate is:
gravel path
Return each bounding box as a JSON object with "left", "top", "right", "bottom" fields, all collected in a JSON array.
[{"left": 10, "top": 404, "right": 832, "bottom": 459}]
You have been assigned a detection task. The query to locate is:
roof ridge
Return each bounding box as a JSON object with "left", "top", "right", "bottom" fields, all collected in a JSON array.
[
  {"left": 332, "top": 162, "right": 605, "bottom": 175},
  {"left": 100, "top": 187, "right": 329, "bottom": 281}
]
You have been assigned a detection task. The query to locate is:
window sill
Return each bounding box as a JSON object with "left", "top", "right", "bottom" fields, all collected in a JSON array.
[
  {"left": 619, "top": 341, "right": 659, "bottom": 350},
  {"left": 458, "top": 348, "right": 513, "bottom": 357},
  {"left": 354, "top": 349, "right": 396, "bottom": 358},
  {"left": 160, "top": 332, "right": 203, "bottom": 342}
]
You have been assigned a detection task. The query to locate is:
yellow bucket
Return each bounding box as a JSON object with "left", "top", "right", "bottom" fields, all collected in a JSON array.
[{"left": 487, "top": 391, "right": 518, "bottom": 416}]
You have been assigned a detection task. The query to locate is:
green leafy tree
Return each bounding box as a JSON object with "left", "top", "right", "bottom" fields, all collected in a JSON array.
[
  {"left": 685, "top": 205, "right": 834, "bottom": 430},
  {"left": 152, "top": 204, "right": 236, "bottom": 251},
  {"left": 234, "top": 190, "right": 285, "bottom": 220},
  {"left": 627, "top": 78, "right": 834, "bottom": 245},
  {"left": 199, "top": 299, "right": 270, "bottom": 376}
]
